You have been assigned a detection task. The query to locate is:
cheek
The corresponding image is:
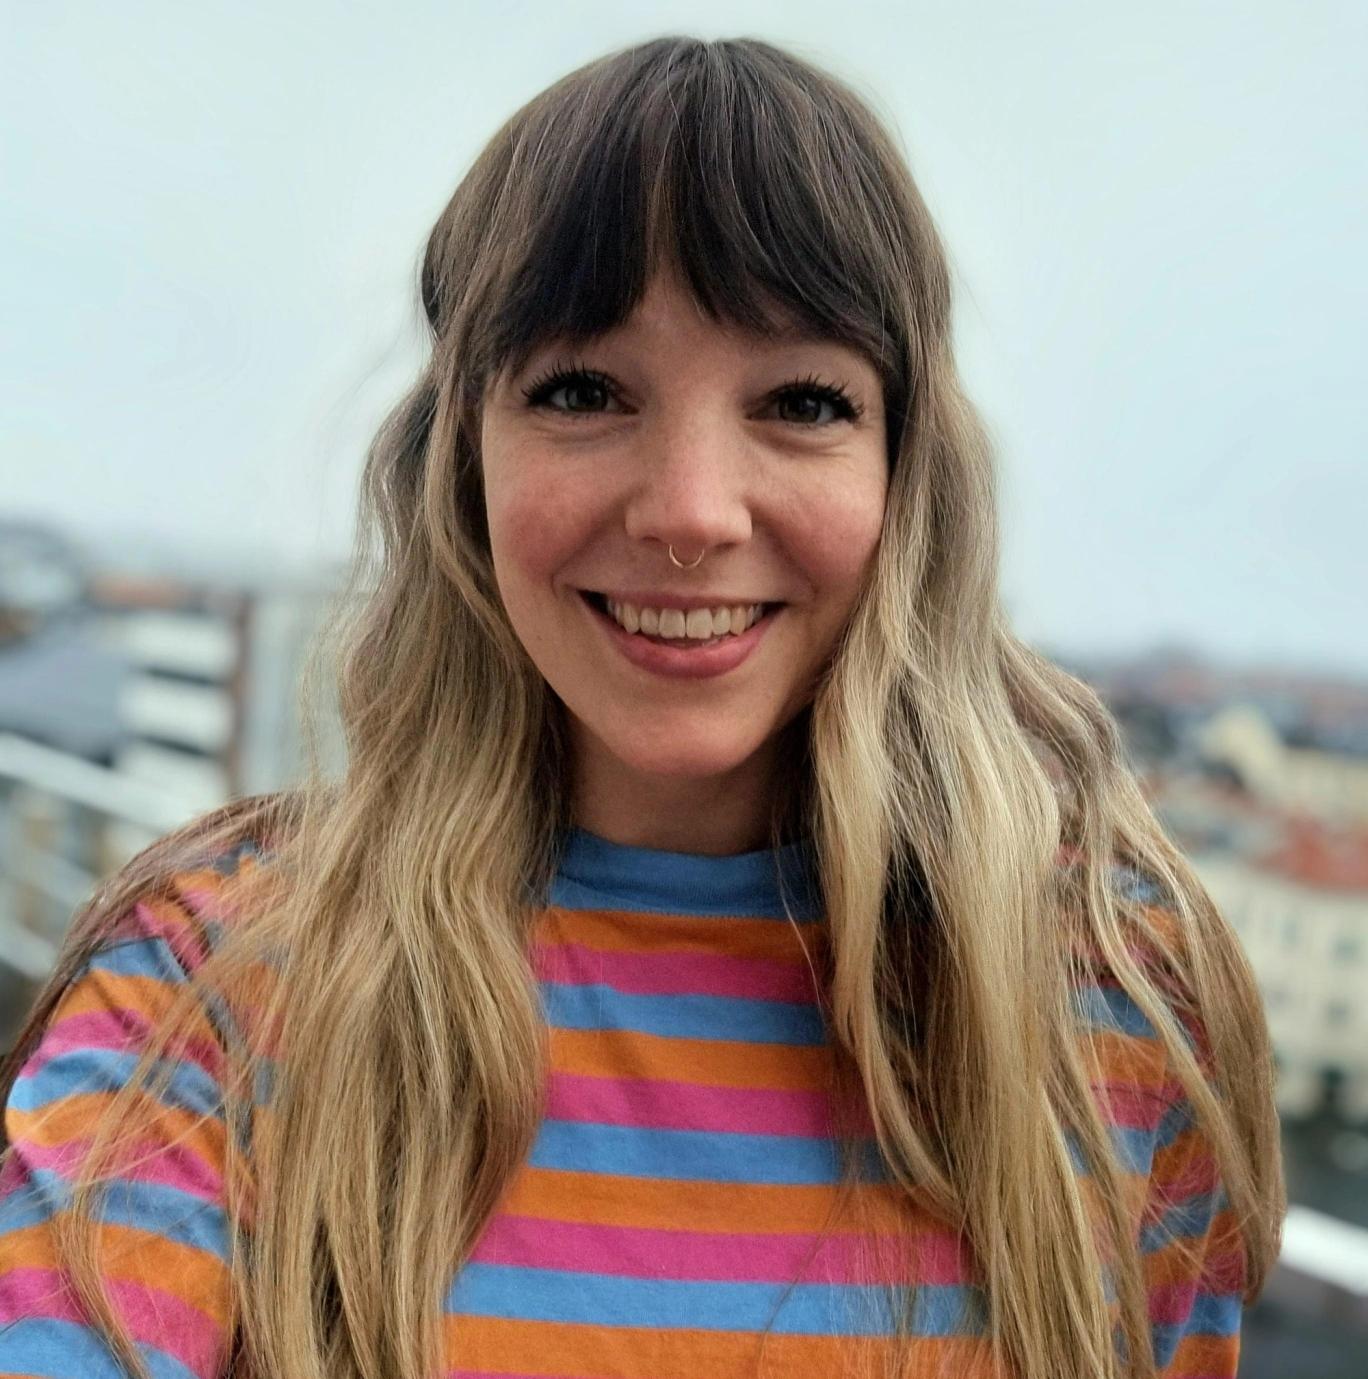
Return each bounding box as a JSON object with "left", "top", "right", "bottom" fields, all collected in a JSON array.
[
  {"left": 791, "top": 475, "right": 887, "bottom": 603},
  {"left": 483, "top": 451, "right": 591, "bottom": 589}
]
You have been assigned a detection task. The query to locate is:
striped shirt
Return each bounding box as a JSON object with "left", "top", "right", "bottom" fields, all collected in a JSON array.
[{"left": 0, "top": 829, "right": 1244, "bottom": 1377}]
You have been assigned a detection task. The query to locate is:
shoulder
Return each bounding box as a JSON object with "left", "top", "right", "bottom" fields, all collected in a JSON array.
[
  {"left": 61, "top": 790, "right": 297, "bottom": 978},
  {"left": 98, "top": 831, "right": 277, "bottom": 977},
  {"left": 3, "top": 826, "right": 281, "bottom": 1089},
  {"left": 1064, "top": 859, "right": 1214, "bottom": 1118},
  {"left": 1064, "top": 856, "right": 1203, "bottom": 1019}
]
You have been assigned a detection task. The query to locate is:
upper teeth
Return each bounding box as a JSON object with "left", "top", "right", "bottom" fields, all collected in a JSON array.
[{"left": 606, "top": 599, "right": 764, "bottom": 638}]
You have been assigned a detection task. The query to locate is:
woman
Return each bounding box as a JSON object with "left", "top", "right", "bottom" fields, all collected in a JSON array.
[{"left": 0, "top": 34, "right": 1283, "bottom": 1379}]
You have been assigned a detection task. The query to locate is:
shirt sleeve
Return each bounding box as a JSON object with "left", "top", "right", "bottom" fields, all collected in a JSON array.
[
  {"left": 0, "top": 894, "right": 237, "bottom": 1379},
  {"left": 1077, "top": 866, "right": 1251, "bottom": 1378},
  {"left": 1138, "top": 1008, "right": 1247, "bottom": 1378}
]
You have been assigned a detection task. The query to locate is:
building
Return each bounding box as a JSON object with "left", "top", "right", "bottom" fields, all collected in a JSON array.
[{"left": 1197, "top": 704, "right": 1368, "bottom": 825}]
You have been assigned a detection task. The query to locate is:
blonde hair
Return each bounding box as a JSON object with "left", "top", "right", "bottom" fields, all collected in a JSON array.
[{"left": 1, "top": 35, "right": 1283, "bottom": 1379}]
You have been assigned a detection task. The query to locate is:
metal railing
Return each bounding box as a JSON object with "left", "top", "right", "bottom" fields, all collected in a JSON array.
[{"left": 0, "top": 731, "right": 201, "bottom": 978}]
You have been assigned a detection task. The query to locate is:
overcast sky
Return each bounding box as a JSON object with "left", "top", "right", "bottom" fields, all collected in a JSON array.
[{"left": 3, "top": 2, "right": 1365, "bottom": 677}]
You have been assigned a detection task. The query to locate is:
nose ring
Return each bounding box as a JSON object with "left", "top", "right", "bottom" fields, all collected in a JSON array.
[{"left": 667, "top": 545, "right": 705, "bottom": 570}]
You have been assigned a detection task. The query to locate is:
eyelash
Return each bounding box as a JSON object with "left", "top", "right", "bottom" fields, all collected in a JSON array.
[{"left": 519, "top": 361, "right": 865, "bottom": 425}]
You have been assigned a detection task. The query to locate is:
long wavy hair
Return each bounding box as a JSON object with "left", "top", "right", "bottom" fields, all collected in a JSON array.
[{"left": 0, "top": 34, "right": 1283, "bottom": 1379}]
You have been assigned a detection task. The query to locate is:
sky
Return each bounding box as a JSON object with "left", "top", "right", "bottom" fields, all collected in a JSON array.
[{"left": 3, "top": 1, "right": 1365, "bottom": 677}]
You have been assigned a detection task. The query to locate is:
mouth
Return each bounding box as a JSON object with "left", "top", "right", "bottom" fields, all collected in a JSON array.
[
  {"left": 577, "top": 590, "right": 783, "bottom": 645},
  {"left": 575, "top": 589, "right": 783, "bottom": 680}
]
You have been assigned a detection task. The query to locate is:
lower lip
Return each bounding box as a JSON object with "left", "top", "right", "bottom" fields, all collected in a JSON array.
[{"left": 578, "top": 592, "right": 780, "bottom": 680}]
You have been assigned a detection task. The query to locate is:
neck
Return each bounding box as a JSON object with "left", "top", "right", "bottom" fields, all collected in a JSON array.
[
  {"left": 571, "top": 754, "right": 775, "bottom": 857},
  {"left": 569, "top": 720, "right": 812, "bottom": 857}
]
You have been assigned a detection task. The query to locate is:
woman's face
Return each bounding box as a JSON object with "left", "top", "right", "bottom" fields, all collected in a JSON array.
[{"left": 480, "top": 269, "right": 888, "bottom": 831}]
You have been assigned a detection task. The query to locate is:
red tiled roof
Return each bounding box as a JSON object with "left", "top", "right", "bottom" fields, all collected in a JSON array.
[{"left": 1257, "top": 816, "right": 1368, "bottom": 892}]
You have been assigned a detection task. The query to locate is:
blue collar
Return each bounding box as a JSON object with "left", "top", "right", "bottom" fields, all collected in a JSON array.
[{"left": 548, "top": 827, "right": 822, "bottom": 922}]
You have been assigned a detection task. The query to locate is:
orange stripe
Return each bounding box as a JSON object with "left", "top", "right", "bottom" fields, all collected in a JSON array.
[
  {"left": 548, "top": 1027, "right": 833, "bottom": 1091},
  {"left": 93, "top": 1223, "right": 231, "bottom": 1318},
  {"left": 443, "top": 1315, "right": 1002, "bottom": 1378},
  {"left": 1137, "top": 901, "right": 1185, "bottom": 957},
  {"left": 0, "top": 1222, "right": 232, "bottom": 1325},
  {"left": 92, "top": 1222, "right": 233, "bottom": 1322},
  {"left": 1148, "top": 1126, "right": 1215, "bottom": 1187},
  {"left": 121, "top": 892, "right": 201, "bottom": 933},
  {"left": 49, "top": 945, "right": 276, "bottom": 1063},
  {"left": 174, "top": 858, "right": 260, "bottom": 904},
  {"left": 0, "top": 1222, "right": 61, "bottom": 1271},
  {"left": 1141, "top": 1207, "right": 1242, "bottom": 1288},
  {"left": 1167, "top": 1330, "right": 1238, "bottom": 1373},
  {"left": 47, "top": 971, "right": 221, "bottom": 1046},
  {"left": 1078, "top": 1027, "right": 1168, "bottom": 1091},
  {"left": 7, "top": 1092, "right": 227, "bottom": 1166},
  {"left": 536, "top": 907, "right": 826, "bottom": 963},
  {"left": 496, "top": 1165, "right": 936, "bottom": 1236}
]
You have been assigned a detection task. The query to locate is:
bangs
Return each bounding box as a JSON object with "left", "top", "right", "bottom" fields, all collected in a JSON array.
[{"left": 474, "top": 38, "right": 911, "bottom": 431}]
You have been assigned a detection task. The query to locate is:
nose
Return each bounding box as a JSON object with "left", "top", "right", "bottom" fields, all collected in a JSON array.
[{"left": 622, "top": 410, "right": 753, "bottom": 562}]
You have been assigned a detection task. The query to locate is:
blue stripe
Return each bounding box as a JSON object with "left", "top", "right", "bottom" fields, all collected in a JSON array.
[
  {"left": 548, "top": 828, "right": 822, "bottom": 920},
  {"left": 1067, "top": 1090, "right": 1202, "bottom": 1182},
  {"left": 86, "top": 927, "right": 262, "bottom": 1061},
  {"left": 1139, "top": 1184, "right": 1228, "bottom": 1255},
  {"left": 10, "top": 1048, "right": 224, "bottom": 1120},
  {"left": 85, "top": 935, "right": 193, "bottom": 983},
  {"left": 1071, "top": 983, "right": 1159, "bottom": 1040},
  {"left": 447, "top": 1263, "right": 986, "bottom": 1336},
  {"left": 1107, "top": 864, "right": 1170, "bottom": 907},
  {"left": 0, "top": 1317, "right": 203, "bottom": 1379},
  {"left": 0, "top": 1168, "right": 230, "bottom": 1258},
  {"left": 1155, "top": 1095, "right": 1197, "bottom": 1150},
  {"left": 200, "top": 836, "right": 268, "bottom": 876},
  {"left": 1150, "top": 1292, "right": 1243, "bottom": 1363},
  {"left": 1064, "top": 1120, "right": 1159, "bottom": 1177},
  {"left": 540, "top": 983, "right": 826, "bottom": 1045},
  {"left": 529, "top": 1120, "right": 889, "bottom": 1184},
  {"left": 252, "top": 1058, "right": 276, "bottom": 1108}
]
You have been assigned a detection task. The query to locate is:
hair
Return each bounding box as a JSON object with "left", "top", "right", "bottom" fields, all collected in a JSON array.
[{"left": 0, "top": 34, "right": 1283, "bottom": 1379}]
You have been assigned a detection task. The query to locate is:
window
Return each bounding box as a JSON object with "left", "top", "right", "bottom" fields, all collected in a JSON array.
[
  {"left": 1325, "top": 1000, "right": 1352, "bottom": 1029},
  {"left": 1331, "top": 933, "right": 1361, "bottom": 964}
]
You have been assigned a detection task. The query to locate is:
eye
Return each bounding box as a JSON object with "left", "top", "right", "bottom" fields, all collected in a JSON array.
[
  {"left": 769, "top": 375, "right": 864, "bottom": 427},
  {"left": 520, "top": 363, "right": 619, "bottom": 416}
]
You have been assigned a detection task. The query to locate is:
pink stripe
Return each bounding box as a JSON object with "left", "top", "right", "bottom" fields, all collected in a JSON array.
[
  {"left": 0, "top": 1155, "right": 26, "bottom": 1198},
  {"left": 26, "top": 1008, "right": 225, "bottom": 1082},
  {"left": 0, "top": 1266, "right": 226, "bottom": 1376},
  {"left": 176, "top": 884, "right": 229, "bottom": 918},
  {"left": 1147, "top": 1279, "right": 1202, "bottom": 1325},
  {"left": 1147, "top": 1260, "right": 1244, "bottom": 1324},
  {"left": 1197, "top": 1245, "right": 1247, "bottom": 1294},
  {"left": 109, "top": 899, "right": 213, "bottom": 975},
  {"left": 545, "top": 1071, "right": 875, "bottom": 1137},
  {"left": 1143, "top": 1153, "right": 1219, "bottom": 1224},
  {"left": 471, "top": 1213, "right": 973, "bottom": 1285},
  {"left": 1091, "top": 1081, "right": 1170, "bottom": 1131},
  {"left": 534, "top": 941, "right": 818, "bottom": 1004},
  {"left": 10, "top": 1134, "right": 224, "bottom": 1201}
]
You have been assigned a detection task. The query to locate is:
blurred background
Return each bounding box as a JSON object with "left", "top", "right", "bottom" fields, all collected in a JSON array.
[{"left": 2, "top": 4, "right": 1365, "bottom": 1372}]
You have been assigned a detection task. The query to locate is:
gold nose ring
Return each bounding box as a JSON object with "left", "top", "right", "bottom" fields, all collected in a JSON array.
[{"left": 668, "top": 545, "right": 705, "bottom": 570}]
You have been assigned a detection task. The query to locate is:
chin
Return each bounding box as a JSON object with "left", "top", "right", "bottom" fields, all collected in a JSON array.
[{"left": 592, "top": 722, "right": 774, "bottom": 782}]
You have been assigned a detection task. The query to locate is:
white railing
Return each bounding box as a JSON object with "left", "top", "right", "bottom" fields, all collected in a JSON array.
[
  {"left": 1279, "top": 1205, "right": 1368, "bottom": 1302},
  {"left": 0, "top": 731, "right": 201, "bottom": 978}
]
